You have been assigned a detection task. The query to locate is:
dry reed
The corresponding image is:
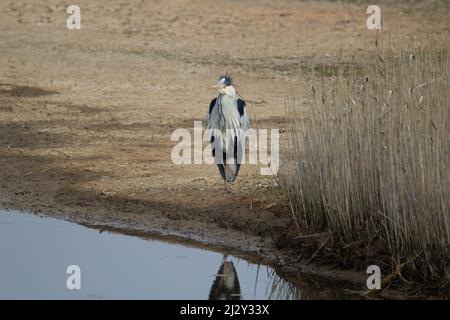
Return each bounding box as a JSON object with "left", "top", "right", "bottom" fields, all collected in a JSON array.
[{"left": 280, "top": 35, "right": 450, "bottom": 285}]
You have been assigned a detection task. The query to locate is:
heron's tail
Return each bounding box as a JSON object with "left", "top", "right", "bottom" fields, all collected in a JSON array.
[
  {"left": 224, "top": 163, "right": 240, "bottom": 182},
  {"left": 216, "top": 163, "right": 240, "bottom": 182}
]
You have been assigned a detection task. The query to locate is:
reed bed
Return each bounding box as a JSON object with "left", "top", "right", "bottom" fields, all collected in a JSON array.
[{"left": 280, "top": 36, "right": 450, "bottom": 285}]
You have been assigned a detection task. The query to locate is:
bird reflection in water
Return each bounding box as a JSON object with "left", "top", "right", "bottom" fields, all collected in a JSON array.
[{"left": 209, "top": 255, "right": 241, "bottom": 300}]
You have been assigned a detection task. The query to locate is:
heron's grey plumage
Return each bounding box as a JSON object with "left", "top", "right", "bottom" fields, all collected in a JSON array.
[
  {"left": 207, "top": 78, "right": 248, "bottom": 183},
  {"left": 208, "top": 256, "right": 241, "bottom": 300}
]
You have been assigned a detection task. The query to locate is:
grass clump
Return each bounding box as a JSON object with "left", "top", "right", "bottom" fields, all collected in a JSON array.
[{"left": 280, "top": 35, "right": 450, "bottom": 288}]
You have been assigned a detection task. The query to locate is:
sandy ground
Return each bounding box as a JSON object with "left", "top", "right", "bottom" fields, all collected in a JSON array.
[{"left": 1, "top": 0, "right": 449, "bottom": 291}]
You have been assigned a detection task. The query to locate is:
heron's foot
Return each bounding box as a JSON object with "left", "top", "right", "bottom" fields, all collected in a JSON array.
[{"left": 223, "top": 181, "right": 233, "bottom": 195}]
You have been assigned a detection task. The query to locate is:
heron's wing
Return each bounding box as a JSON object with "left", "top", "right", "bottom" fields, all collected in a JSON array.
[
  {"left": 235, "top": 98, "right": 248, "bottom": 169},
  {"left": 209, "top": 98, "right": 217, "bottom": 115},
  {"left": 237, "top": 98, "right": 245, "bottom": 116},
  {"left": 237, "top": 98, "right": 249, "bottom": 131},
  {"left": 207, "top": 98, "right": 217, "bottom": 125}
]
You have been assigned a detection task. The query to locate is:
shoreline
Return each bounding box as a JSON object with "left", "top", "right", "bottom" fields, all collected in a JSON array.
[{"left": 0, "top": 202, "right": 436, "bottom": 299}]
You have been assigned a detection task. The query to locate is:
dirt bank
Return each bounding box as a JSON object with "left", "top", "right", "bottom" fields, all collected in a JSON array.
[{"left": 1, "top": 0, "right": 449, "bottom": 298}]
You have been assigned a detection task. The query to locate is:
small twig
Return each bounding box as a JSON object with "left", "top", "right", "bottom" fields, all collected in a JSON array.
[
  {"left": 305, "top": 233, "right": 331, "bottom": 265},
  {"left": 293, "top": 232, "right": 328, "bottom": 240},
  {"left": 262, "top": 203, "right": 277, "bottom": 211}
]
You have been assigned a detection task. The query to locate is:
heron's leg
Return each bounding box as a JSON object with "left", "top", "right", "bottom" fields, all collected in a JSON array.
[{"left": 224, "top": 180, "right": 232, "bottom": 194}]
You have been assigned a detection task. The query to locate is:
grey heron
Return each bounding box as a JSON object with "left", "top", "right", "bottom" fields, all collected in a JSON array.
[
  {"left": 208, "top": 255, "right": 241, "bottom": 300},
  {"left": 207, "top": 75, "right": 249, "bottom": 192}
]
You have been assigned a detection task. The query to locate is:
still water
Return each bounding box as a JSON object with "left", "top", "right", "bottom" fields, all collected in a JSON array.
[{"left": 0, "top": 210, "right": 354, "bottom": 300}]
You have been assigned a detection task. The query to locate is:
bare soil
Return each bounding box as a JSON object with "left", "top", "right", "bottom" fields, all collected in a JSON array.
[{"left": 0, "top": 0, "right": 449, "bottom": 296}]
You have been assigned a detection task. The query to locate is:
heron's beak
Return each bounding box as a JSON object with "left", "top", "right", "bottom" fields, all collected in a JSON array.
[{"left": 212, "top": 84, "right": 223, "bottom": 90}]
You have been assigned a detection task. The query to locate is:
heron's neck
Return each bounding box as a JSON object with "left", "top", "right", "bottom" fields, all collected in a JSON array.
[{"left": 220, "top": 85, "right": 237, "bottom": 98}]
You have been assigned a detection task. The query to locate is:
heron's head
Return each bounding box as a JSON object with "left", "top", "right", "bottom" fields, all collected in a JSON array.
[{"left": 213, "top": 75, "right": 236, "bottom": 96}]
